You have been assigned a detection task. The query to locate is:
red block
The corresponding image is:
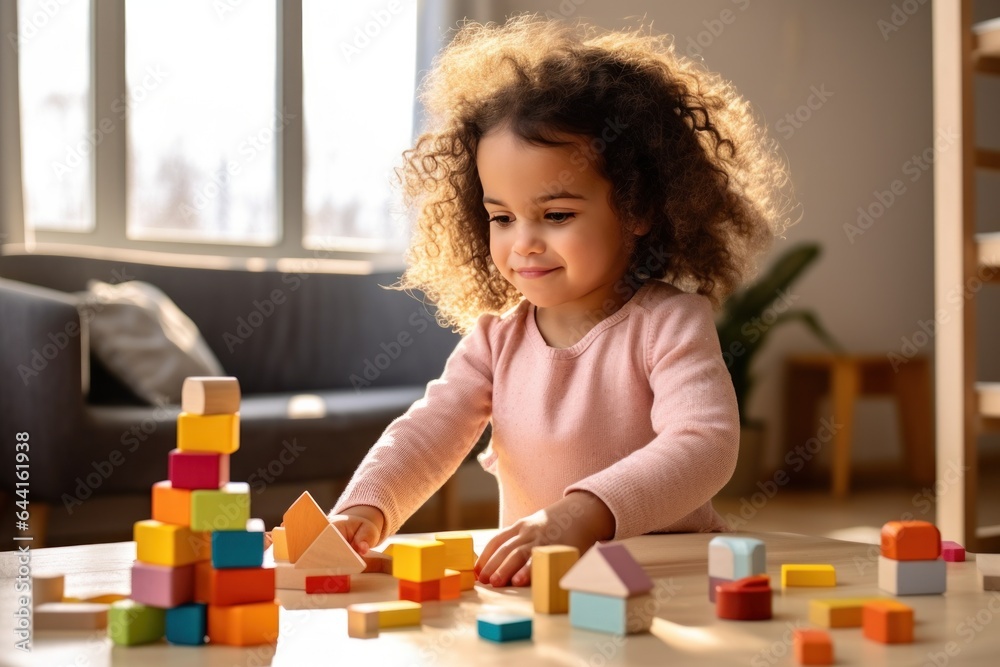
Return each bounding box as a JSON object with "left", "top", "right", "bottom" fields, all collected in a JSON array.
[
  {"left": 168, "top": 450, "right": 229, "bottom": 490},
  {"left": 942, "top": 540, "right": 966, "bottom": 562},
  {"left": 305, "top": 575, "right": 350, "bottom": 594},
  {"left": 716, "top": 575, "right": 772, "bottom": 621},
  {"left": 399, "top": 578, "right": 440, "bottom": 603},
  {"left": 196, "top": 565, "right": 274, "bottom": 606},
  {"left": 440, "top": 570, "right": 461, "bottom": 600}
]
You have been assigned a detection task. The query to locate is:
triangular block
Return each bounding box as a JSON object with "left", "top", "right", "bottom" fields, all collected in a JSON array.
[
  {"left": 283, "top": 492, "right": 331, "bottom": 564},
  {"left": 559, "top": 542, "right": 653, "bottom": 597},
  {"left": 293, "top": 524, "right": 365, "bottom": 574}
]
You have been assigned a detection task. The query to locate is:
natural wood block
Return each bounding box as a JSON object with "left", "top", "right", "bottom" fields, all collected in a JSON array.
[
  {"left": 294, "top": 524, "right": 366, "bottom": 574},
  {"left": 134, "top": 520, "right": 206, "bottom": 567},
  {"left": 77, "top": 594, "right": 129, "bottom": 604},
  {"left": 716, "top": 575, "right": 772, "bottom": 621},
  {"left": 34, "top": 602, "right": 109, "bottom": 631},
  {"left": 347, "top": 601, "right": 421, "bottom": 632},
  {"left": 433, "top": 531, "right": 476, "bottom": 570},
  {"left": 440, "top": 570, "right": 462, "bottom": 600},
  {"left": 182, "top": 376, "right": 241, "bottom": 415},
  {"left": 190, "top": 482, "right": 250, "bottom": 532},
  {"left": 272, "top": 561, "right": 359, "bottom": 590},
  {"left": 560, "top": 542, "right": 653, "bottom": 597},
  {"left": 168, "top": 449, "right": 229, "bottom": 490},
  {"left": 31, "top": 574, "right": 65, "bottom": 606},
  {"left": 392, "top": 540, "right": 446, "bottom": 583},
  {"left": 878, "top": 556, "right": 945, "bottom": 595},
  {"left": 107, "top": 600, "right": 166, "bottom": 646},
  {"left": 708, "top": 536, "right": 766, "bottom": 580},
  {"left": 862, "top": 599, "right": 914, "bottom": 644},
  {"left": 196, "top": 566, "right": 275, "bottom": 606},
  {"left": 808, "top": 598, "right": 881, "bottom": 628},
  {"left": 881, "top": 520, "right": 941, "bottom": 560},
  {"left": 399, "top": 578, "right": 440, "bottom": 603},
  {"left": 781, "top": 564, "right": 837, "bottom": 588},
  {"left": 177, "top": 412, "right": 240, "bottom": 455},
  {"left": 283, "top": 492, "right": 332, "bottom": 564},
  {"left": 532, "top": 545, "right": 579, "bottom": 614},
  {"left": 272, "top": 527, "right": 289, "bottom": 562},
  {"left": 793, "top": 628, "right": 833, "bottom": 665},
  {"left": 130, "top": 561, "right": 195, "bottom": 608},
  {"left": 208, "top": 601, "right": 278, "bottom": 646},
  {"left": 305, "top": 575, "right": 350, "bottom": 594},
  {"left": 347, "top": 607, "right": 380, "bottom": 639},
  {"left": 151, "top": 481, "right": 192, "bottom": 526}
]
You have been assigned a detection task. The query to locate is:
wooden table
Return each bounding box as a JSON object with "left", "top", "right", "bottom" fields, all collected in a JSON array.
[{"left": 1, "top": 531, "right": 996, "bottom": 666}]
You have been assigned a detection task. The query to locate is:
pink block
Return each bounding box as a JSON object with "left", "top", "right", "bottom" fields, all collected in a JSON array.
[
  {"left": 131, "top": 561, "right": 195, "bottom": 608},
  {"left": 168, "top": 450, "right": 229, "bottom": 490},
  {"left": 942, "top": 541, "right": 966, "bottom": 562},
  {"left": 596, "top": 543, "right": 654, "bottom": 596}
]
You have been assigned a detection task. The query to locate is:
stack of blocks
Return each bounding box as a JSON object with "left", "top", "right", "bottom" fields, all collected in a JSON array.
[
  {"left": 878, "top": 520, "right": 946, "bottom": 595},
  {"left": 560, "top": 542, "right": 654, "bottom": 635},
  {"left": 111, "top": 377, "right": 278, "bottom": 647},
  {"left": 391, "top": 533, "right": 475, "bottom": 603},
  {"left": 707, "top": 536, "right": 766, "bottom": 603}
]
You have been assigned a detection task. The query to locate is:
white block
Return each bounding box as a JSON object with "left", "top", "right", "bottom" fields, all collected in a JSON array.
[
  {"left": 878, "top": 556, "right": 946, "bottom": 595},
  {"left": 708, "top": 536, "right": 766, "bottom": 580}
]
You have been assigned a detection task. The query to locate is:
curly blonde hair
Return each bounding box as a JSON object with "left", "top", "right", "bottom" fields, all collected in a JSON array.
[{"left": 392, "top": 14, "right": 797, "bottom": 334}]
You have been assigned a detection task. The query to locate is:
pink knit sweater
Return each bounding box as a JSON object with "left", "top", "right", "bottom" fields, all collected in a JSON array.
[{"left": 332, "top": 279, "right": 741, "bottom": 540}]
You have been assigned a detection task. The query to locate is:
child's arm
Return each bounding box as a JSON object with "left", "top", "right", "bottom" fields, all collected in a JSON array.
[{"left": 474, "top": 490, "right": 615, "bottom": 587}]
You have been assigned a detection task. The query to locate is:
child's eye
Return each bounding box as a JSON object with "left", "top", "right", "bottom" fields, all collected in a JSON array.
[
  {"left": 488, "top": 215, "right": 512, "bottom": 226},
  {"left": 546, "top": 212, "right": 575, "bottom": 223}
]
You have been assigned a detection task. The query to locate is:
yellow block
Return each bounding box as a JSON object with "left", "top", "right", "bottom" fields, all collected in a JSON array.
[
  {"left": 809, "top": 598, "right": 882, "bottom": 627},
  {"left": 433, "top": 532, "right": 476, "bottom": 571},
  {"left": 177, "top": 412, "right": 240, "bottom": 454},
  {"left": 782, "top": 564, "right": 837, "bottom": 588},
  {"left": 272, "top": 527, "right": 289, "bottom": 561},
  {"left": 208, "top": 602, "right": 279, "bottom": 646},
  {"left": 392, "top": 541, "right": 445, "bottom": 583},
  {"left": 532, "top": 545, "right": 580, "bottom": 614},
  {"left": 351, "top": 601, "right": 422, "bottom": 629},
  {"left": 134, "top": 520, "right": 208, "bottom": 567},
  {"left": 457, "top": 569, "right": 476, "bottom": 591}
]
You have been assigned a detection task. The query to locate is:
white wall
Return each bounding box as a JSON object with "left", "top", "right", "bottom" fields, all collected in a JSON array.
[{"left": 493, "top": 0, "right": 1000, "bottom": 474}]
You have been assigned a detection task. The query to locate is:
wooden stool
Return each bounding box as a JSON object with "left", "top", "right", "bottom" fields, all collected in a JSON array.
[{"left": 783, "top": 354, "right": 934, "bottom": 497}]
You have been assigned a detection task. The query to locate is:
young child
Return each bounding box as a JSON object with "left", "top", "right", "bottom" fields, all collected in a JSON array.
[{"left": 327, "top": 14, "right": 794, "bottom": 587}]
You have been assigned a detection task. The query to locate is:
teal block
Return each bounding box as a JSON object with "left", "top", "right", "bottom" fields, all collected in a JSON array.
[
  {"left": 165, "top": 603, "right": 206, "bottom": 646},
  {"left": 190, "top": 483, "right": 249, "bottom": 531},
  {"left": 569, "top": 591, "right": 627, "bottom": 635},
  {"left": 709, "top": 536, "right": 766, "bottom": 580},
  {"left": 477, "top": 614, "right": 532, "bottom": 642},
  {"left": 211, "top": 530, "right": 264, "bottom": 569}
]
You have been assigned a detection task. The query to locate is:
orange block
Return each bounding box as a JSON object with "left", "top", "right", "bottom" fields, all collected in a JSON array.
[
  {"left": 208, "top": 602, "right": 279, "bottom": 646},
  {"left": 440, "top": 570, "right": 462, "bottom": 600},
  {"left": 151, "top": 481, "right": 192, "bottom": 526},
  {"left": 863, "top": 600, "right": 914, "bottom": 644},
  {"left": 880, "top": 521, "right": 940, "bottom": 561},
  {"left": 196, "top": 566, "right": 275, "bottom": 606},
  {"left": 793, "top": 628, "right": 833, "bottom": 665},
  {"left": 399, "top": 578, "right": 440, "bottom": 603},
  {"left": 282, "top": 492, "right": 330, "bottom": 564}
]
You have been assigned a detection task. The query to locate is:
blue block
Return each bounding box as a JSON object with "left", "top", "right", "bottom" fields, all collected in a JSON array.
[
  {"left": 165, "top": 603, "right": 207, "bottom": 646},
  {"left": 708, "top": 536, "right": 766, "bottom": 580},
  {"left": 211, "top": 530, "right": 264, "bottom": 569},
  {"left": 569, "top": 591, "right": 627, "bottom": 634},
  {"left": 477, "top": 614, "right": 532, "bottom": 642}
]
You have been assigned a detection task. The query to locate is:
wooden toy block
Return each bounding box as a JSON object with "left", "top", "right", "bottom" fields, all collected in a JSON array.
[
  {"left": 862, "top": 599, "right": 914, "bottom": 644},
  {"left": 793, "top": 628, "right": 833, "bottom": 665},
  {"left": 134, "top": 519, "right": 206, "bottom": 567},
  {"left": 212, "top": 530, "right": 264, "bottom": 569},
  {"left": 399, "top": 578, "right": 440, "bottom": 603},
  {"left": 271, "top": 527, "right": 289, "bottom": 562},
  {"left": 305, "top": 575, "right": 351, "bottom": 594},
  {"left": 559, "top": 542, "right": 653, "bottom": 597},
  {"left": 31, "top": 573, "right": 64, "bottom": 606},
  {"left": 477, "top": 614, "right": 532, "bottom": 642},
  {"left": 392, "top": 540, "right": 446, "bottom": 583},
  {"left": 568, "top": 591, "right": 653, "bottom": 635},
  {"left": 196, "top": 566, "right": 275, "bottom": 606},
  {"left": 177, "top": 412, "right": 240, "bottom": 455},
  {"left": 983, "top": 574, "right": 1000, "bottom": 591},
  {"left": 107, "top": 599, "right": 166, "bottom": 646},
  {"left": 208, "top": 601, "right": 279, "bottom": 646},
  {"left": 182, "top": 376, "right": 241, "bottom": 415},
  {"left": 942, "top": 540, "right": 966, "bottom": 562},
  {"left": 348, "top": 607, "right": 380, "bottom": 639},
  {"left": 272, "top": 561, "right": 358, "bottom": 590},
  {"left": 190, "top": 482, "right": 250, "bottom": 532},
  {"left": 878, "top": 555, "right": 945, "bottom": 595},
  {"left": 381, "top": 544, "right": 395, "bottom": 557},
  {"left": 34, "top": 603, "right": 109, "bottom": 631},
  {"left": 294, "top": 523, "right": 366, "bottom": 573},
  {"left": 168, "top": 449, "right": 229, "bottom": 490},
  {"left": 708, "top": 536, "right": 766, "bottom": 580},
  {"left": 808, "top": 597, "right": 882, "bottom": 628},
  {"left": 881, "top": 520, "right": 941, "bottom": 561},
  {"left": 781, "top": 564, "right": 837, "bottom": 588},
  {"left": 283, "top": 491, "right": 332, "bottom": 563},
  {"left": 433, "top": 531, "right": 476, "bottom": 570},
  {"left": 457, "top": 569, "right": 476, "bottom": 591},
  {"left": 130, "top": 561, "right": 195, "bottom": 608},
  {"left": 165, "top": 603, "right": 207, "bottom": 645},
  {"left": 532, "top": 545, "right": 579, "bottom": 614},
  {"left": 77, "top": 593, "right": 129, "bottom": 604},
  {"left": 440, "top": 570, "right": 462, "bottom": 600},
  {"left": 716, "top": 575, "right": 772, "bottom": 621},
  {"left": 976, "top": 554, "right": 1000, "bottom": 590},
  {"left": 708, "top": 575, "right": 731, "bottom": 603},
  {"left": 151, "top": 481, "right": 192, "bottom": 526},
  {"left": 347, "top": 601, "right": 421, "bottom": 634}
]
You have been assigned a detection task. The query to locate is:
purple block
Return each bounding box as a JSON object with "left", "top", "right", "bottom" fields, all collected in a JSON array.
[
  {"left": 131, "top": 561, "right": 195, "bottom": 608},
  {"left": 709, "top": 575, "right": 732, "bottom": 603},
  {"left": 942, "top": 540, "right": 966, "bottom": 562}
]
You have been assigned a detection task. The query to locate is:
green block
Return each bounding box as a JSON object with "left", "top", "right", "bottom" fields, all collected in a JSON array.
[
  {"left": 190, "top": 482, "right": 250, "bottom": 531},
  {"left": 108, "top": 600, "right": 166, "bottom": 646}
]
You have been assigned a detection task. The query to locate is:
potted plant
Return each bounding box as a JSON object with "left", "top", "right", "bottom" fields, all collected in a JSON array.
[{"left": 715, "top": 242, "right": 842, "bottom": 496}]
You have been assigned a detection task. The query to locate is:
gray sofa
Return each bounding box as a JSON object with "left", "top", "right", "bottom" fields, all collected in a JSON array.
[{"left": 0, "top": 254, "right": 479, "bottom": 537}]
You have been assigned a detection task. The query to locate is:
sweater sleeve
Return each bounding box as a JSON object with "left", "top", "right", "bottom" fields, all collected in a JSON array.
[
  {"left": 565, "top": 293, "right": 740, "bottom": 539},
  {"left": 330, "top": 314, "right": 495, "bottom": 539}
]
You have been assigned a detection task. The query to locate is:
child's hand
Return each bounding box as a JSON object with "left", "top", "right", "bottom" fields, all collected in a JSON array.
[
  {"left": 475, "top": 491, "right": 615, "bottom": 588},
  {"left": 329, "top": 505, "right": 385, "bottom": 556}
]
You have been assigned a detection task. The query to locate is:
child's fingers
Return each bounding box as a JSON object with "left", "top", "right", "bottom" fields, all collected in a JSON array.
[
  {"left": 488, "top": 544, "right": 532, "bottom": 587},
  {"left": 351, "top": 522, "right": 379, "bottom": 555},
  {"left": 511, "top": 561, "right": 532, "bottom": 588},
  {"left": 475, "top": 526, "right": 516, "bottom": 576},
  {"left": 263, "top": 531, "right": 273, "bottom": 550}
]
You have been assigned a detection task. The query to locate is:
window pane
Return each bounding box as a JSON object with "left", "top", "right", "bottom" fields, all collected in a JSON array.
[
  {"left": 126, "top": 0, "right": 278, "bottom": 245},
  {"left": 303, "top": 0, "right": 416, "bottom": 251},
  {"left": 18, "top": 0, "right": 92, "bottom": 231}
]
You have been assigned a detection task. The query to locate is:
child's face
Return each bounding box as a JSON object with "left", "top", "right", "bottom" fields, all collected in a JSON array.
[{"left": 478, "top": 128, "right": 645, "bottom": 312}]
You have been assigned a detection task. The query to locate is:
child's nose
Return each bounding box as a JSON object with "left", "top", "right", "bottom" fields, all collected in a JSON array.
[{"left": 512, "top": 222, "right": 545, "bottom": 256}]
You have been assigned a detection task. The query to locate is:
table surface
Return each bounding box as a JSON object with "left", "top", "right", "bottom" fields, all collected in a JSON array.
[{"left": 1, "top": 530, "right": 997, "bottom": 666}]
